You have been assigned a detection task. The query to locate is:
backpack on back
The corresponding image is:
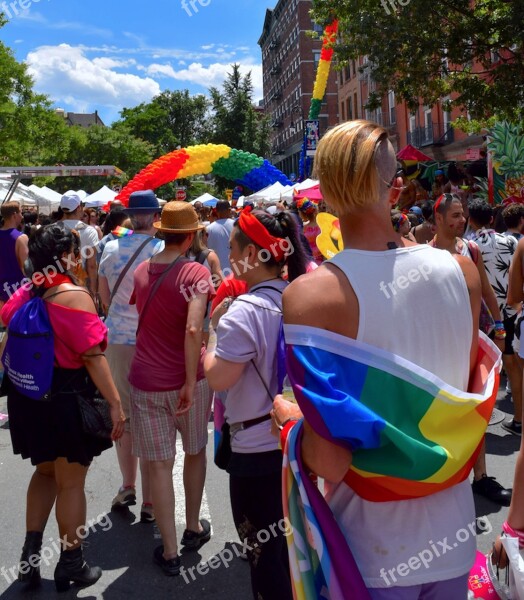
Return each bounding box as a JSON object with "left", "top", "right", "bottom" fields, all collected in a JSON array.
[{"left": 1, "top": 296, "right": 54, "bottom": 401}]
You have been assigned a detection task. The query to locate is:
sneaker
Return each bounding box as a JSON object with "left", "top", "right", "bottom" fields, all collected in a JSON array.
[
  {"left": 502, "top": 419, "right": 522, "bottom": 436},
  {"left": 140, "top": 503, "right": 155, "bottom": 523},
  {"left": 181, "top": 519, "right": 211, "bottom": 550},
  {"left": 472, "top": 475, "right": 512, "bottom": 506},
  {"left": 153, "top": 545, "right": 181, "bottom": 576},
  {"left": 111, "top": 486, "right": 136, "bottom": 510}
]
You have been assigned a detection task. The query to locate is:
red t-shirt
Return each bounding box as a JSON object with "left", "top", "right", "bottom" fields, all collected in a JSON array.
[
  {"left": 129, "top": 259, "right": 215, "bottom": 392},
  {"left": 211, "top": 275, "right": 248, "bottom": 315}
]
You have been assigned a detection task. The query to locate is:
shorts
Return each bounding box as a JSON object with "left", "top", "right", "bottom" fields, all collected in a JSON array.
[
  {"left": 368, "top": 573, "right": 468, "bottom": 600},
  {"left": 503, "top": 314, "right": 517, "bottom": 355},
  {"left": 106, "top": 344, "right": 135, "bottom": 432},
  {"left": 130, "top": 378, "right": 212, "bottom": 461}
]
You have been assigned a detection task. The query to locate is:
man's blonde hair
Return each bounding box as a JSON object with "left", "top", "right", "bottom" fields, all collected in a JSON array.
[{"left": 314, "top": 120, "right": 394, "bottom": 215}]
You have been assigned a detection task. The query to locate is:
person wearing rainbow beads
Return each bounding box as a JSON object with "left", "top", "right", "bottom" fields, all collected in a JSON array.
[{"left": 272, "top": 120, "right": 501, "bottom": 599}]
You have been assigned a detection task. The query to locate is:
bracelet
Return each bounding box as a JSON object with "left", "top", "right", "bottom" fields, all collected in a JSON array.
[
  {"left": 494, "top": 331, "right": 507, "bottom": 339},
  {"left": 494, "top": 320, "right": 503, "bottom": 325},
  {"left": 278, "top": 418, "right": 299, "bottom": 431}
]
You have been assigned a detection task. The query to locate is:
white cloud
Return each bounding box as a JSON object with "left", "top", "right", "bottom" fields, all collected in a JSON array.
[
  {"left": 146, "top": 61, "right": 263, "bottom": 100},
  {"left": 26, "top": 45, "right": 161, "bottom": 112}
]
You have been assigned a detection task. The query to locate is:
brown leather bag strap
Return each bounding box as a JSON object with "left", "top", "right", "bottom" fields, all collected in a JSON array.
[{"left": 136, "top": 255, "right": 183, "bottom": 336}]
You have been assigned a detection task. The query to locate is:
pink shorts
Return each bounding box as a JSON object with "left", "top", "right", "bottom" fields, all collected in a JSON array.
[{"left": 130, "top": 378, "right": 212, "bottom": 461}]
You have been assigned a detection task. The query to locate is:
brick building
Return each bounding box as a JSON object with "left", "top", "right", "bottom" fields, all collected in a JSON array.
[
  {"left": 259, "top": 0, "right": 338, "bottom": 179},
  {"left": 338, "top": 57, "right": 486, "bottom": 161}
]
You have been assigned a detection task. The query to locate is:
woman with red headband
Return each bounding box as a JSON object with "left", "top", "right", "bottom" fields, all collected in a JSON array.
[{"left": 204, "top": 207, "right": 307, "bottom": 600}]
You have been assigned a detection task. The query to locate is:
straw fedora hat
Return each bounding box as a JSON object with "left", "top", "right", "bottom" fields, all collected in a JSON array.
[{"left": 153, "top": 201, "right": 205, "bottom": 233}]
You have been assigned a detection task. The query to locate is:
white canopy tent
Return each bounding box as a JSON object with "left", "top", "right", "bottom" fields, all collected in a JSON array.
[
  {"left": 244, "top": 182, "right": 293, "bottom": 204},
  {"left": 280, "top": 179, "right": 319, "bottom": 201},
  {"left": 190, "top": 193, "right": 219, "bottom": 205},
  {"left": 84, "top": 185, "right": 118, "bottom": 207},
  {"left": 0, "top": 179, "right": 57, "bottom": 215}
]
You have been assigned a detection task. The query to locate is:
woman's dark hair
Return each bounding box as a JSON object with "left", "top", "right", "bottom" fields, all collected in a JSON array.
[
  {"left": 28, "top": 224, "right": 79, "bottom": 293},
  {"left": 421, "top": 201, "right": 434, "bottom": 221},
  {"left": 22, "top": 211, "right": 38, "bottom": 236},
  {"left": 102, "top": 209, "right": 127, "bottom": 236},
  {"left": 447, "top": 163, "right": 463, "bottom": 184},
  {"left": 233, "top": 209, "right": 308, "bottom": 282}
]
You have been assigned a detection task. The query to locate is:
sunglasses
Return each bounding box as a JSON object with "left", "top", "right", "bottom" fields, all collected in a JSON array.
[{"left": 433, "top": 193, "right": 459, "bottom": 214}]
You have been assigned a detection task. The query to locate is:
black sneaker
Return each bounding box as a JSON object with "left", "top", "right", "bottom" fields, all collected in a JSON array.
[
  {"left": 502, "top": 419, "right": 522, "bottom": 436},
  {"left": 472, "top": 475, "right": 512, "bottom": 506},
  {"left": 181, "top": 519, "right": 211, "bottom": 550},
  {"left": 153, "top": 545, "right": 181, "bottom": 576}
]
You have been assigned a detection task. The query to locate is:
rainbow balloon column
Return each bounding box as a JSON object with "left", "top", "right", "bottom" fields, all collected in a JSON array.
[
  {"left": 115, "top": 144, "right": 292, "bottom": 205},
  {"left": 300, "top": 20, "right": 339, "bottom": 180}
]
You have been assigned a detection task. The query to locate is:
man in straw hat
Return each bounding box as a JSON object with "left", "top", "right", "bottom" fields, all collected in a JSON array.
[{"left": 128, "top": 201, "right": 215, "bottom": 575}]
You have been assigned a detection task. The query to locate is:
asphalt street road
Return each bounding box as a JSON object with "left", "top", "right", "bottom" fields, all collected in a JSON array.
[{"left": 0, "top": 378, "right": 520, "bottom": 599}]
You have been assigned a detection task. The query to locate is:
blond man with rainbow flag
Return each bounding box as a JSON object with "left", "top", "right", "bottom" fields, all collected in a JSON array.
[{"left": 272, "top": 120, "right": 501, "bottom": 599}]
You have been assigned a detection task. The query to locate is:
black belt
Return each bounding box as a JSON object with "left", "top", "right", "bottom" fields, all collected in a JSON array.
[{"left": 230, "top": 413, "right": 272, "bottom": 438}]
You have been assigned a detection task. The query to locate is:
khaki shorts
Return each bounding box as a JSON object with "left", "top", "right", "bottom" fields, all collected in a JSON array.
[
  {"left": 106, "top": 344, "right": 135, "bottom": 432},
  {"left": 130, "top": 378, "right": 212, "bottom": 461}
]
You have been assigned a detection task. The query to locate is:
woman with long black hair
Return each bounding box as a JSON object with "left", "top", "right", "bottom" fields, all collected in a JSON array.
[
  {"left": 204, "top": 208, "right": 308, "bottom": 600},
  {"left": 1, "top": 224, "right": 125, "bottom": 592}
]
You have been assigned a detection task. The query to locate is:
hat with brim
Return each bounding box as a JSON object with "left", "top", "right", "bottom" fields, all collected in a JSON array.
[
  {"left": 153, "top": 201, "right": 205, "bottom": 233},
  {"left": 125, "top": 190, "right": 161, "bottom": 214}
]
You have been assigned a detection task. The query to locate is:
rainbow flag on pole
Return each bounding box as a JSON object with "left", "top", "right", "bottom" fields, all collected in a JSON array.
[{"left": 282, "top": 325, "right": 500, "bottom": 599}]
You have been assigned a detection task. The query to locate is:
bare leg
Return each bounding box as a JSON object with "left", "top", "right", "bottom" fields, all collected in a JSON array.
[
  {"left": 149, "top": 458, "right": 177, "bottom": 558},
  {"left": 473, "top": 439, "right": 487, "bottom": 480},
  {"left": 504, "top": 353, "right": 522, "bottom": 424},
  {"left": 183, "top": 448, "right": 207, "bottom": 533},
  {"left": 139, "top": 459, "right": 152, "bottom": 505},
  {"left": 115, "top": 431, "right": 138, "bottom": 488},
  {"left": 54, "top": 458, "right": 89, "bottom": 551},
  {"left": 26, "top": 462, "right": 57, "bottom": 532}
]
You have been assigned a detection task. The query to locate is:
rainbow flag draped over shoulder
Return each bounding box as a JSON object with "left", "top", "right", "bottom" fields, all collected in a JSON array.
[
  {"left": 282, "top": 325, "right": 500, "bottom": 599},
  {"left": 285, "top": 325, "right": 500, "bottom": 502}
]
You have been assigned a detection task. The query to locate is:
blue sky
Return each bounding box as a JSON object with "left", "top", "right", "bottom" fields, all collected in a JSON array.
[{"left": 1, "top": 0, "right": 269, "bottom": 124}]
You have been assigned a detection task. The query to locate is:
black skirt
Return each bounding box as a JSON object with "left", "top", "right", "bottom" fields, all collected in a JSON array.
[{"left": 6, "top": 367, "right": 112, "bottom": 467}]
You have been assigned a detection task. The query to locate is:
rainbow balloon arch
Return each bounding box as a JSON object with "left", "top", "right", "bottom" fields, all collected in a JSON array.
[{"left": 115, "top": 144, "right": 292, "bottom": 205}]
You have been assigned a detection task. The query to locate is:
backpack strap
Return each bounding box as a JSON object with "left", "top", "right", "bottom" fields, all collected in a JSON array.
[
  {"left": 195, "top": 249, "right": 211, "bottom": 265},
  {"left": 109, "top": 236, "right": 153, "bottom": 309}
]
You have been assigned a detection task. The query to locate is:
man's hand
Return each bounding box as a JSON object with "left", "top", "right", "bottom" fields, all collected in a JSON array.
[
  {"left": 210, "top": 297, "right": 232, "bottom": 330},
  {"left": 177, "top": 381, "right": 195, "bottom": 415},
  {"left": 270, "top": 394, "right": 303, "bottom": 437}
]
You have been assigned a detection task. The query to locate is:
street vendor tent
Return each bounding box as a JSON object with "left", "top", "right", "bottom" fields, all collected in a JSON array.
[
  {"left": 0, "top": 179, "right": 57, "bottom": 214},
  {"left": 84, "top": 185, "right": 118, "bottom": 207},
  {"left": 397, "top": 145, "right": 432, "bottom": 162},
  {"left": 190, "top": 193, "right": 219, "bottom": 207}
]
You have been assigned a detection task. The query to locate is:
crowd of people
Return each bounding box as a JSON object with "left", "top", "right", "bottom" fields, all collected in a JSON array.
[{"left": 0, "top": 118, "right": 523, "bottom": 598}]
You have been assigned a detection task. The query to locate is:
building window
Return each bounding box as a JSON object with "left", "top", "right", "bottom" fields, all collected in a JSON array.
[
  {"left": 388, "top": 91, "right": 396, "bottom": 124},
  {"left": 354, "top": 93, "right": 358, "bottom": 119},
  {"left": 313, "top": 51, "right": 321, "bottom": 70},
  {"left": 347, "top": 98, "right": 352, "bottom": 121}
]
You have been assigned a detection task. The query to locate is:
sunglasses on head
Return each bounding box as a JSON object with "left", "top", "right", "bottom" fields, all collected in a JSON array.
[{"left": 433, "top": 193, "right": 459, "bottom": 214}]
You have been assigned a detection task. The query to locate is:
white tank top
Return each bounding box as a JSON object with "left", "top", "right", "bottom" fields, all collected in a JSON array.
[{"left": 326, "top": 245, "right": 476, "bottom": 588}]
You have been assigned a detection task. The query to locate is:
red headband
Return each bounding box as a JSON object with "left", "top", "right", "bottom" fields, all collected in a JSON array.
[{"left": 238, "top": 206, "right": 286, "bottom": 262}]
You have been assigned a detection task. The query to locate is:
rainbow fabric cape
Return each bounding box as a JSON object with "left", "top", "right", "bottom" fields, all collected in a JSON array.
[{"left": 282, "top": 325, "right": 500, "bottom": 600}]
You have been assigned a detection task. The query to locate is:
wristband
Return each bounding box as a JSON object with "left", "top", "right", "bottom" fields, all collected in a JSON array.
[{"left": 278, "top": 418, "right": 299, "bottom": 431}]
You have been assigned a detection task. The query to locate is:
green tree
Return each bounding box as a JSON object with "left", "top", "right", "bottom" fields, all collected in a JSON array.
[
  {"left": 312, "top": 0, "right": 524, "bottom": 128},
  {"left": 209, "top": 64, "right": 270, "bottom": 156},
  {"left": 52, "top": 125, "right": 154, "bottom": 193},
  {"left": 0, "top": 15, "right": 71, "bottom": 165},
  {"left": 115, "top": 90, "right": 210, "bottom": 157}
]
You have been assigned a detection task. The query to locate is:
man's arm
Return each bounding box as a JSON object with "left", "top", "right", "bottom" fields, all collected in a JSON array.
[
  {"left": 453, "top": 255, "right": 481, "bottom": 377},
  {"left": 177, "top": 292, "right": 208, "bottom": 414},
  {"left": 98, "top": 275, "right": 111, "bottom": 315},
  {"left": 508, "top": 237, "right": 524, "bottom": 306},
  {"left": 277, "top": 267, "right": 354, "bottom": 483},
  {"left": 15, "top": 234, "right": 29, "bottom": 273},
  {"left": 85, "top": 252, "right": 98, "bottom": 295}
]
